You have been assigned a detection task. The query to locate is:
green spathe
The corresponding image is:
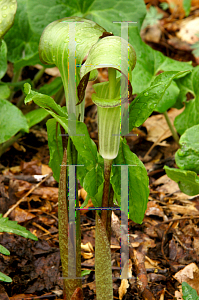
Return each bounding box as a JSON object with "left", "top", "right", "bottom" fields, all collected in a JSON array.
[{"left": 39, "top": 17, "right": 106, "bottom": 120}]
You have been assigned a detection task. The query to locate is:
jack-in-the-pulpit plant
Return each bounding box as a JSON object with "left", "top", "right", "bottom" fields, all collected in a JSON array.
[
  {"left": 24, "top": 16, "right": 151, "bottom": 300},
  {"left": 78, "top": 36, "right": 136, "bottom": 298}
]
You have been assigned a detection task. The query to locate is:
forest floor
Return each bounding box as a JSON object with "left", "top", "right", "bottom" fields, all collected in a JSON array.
[{"left": 1, "top": 0, "right": 199, "bottom": 299}]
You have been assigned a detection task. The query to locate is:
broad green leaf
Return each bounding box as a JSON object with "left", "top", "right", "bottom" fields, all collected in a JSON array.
[
  {"left": 38, "top": 77, "right": 63, "bottom": 96},
  {"left": 183, "top": 0, "right": 191, "bottom": 17},
  {"left": 111, "top": 138, "right": 149, "bottom": 224},
  {"left": 182, "top": 282, "right": 199, "bottom": 300},
  {"left": 0, "top": 40, "right": 7, "bottom": 79},
  {"left": 48, "top": 112, "right": 98, "bottom": 166},
  {"left": 175, "top": 125, "right": 199, "bottom": 174},
  {"left": 155, "top": 81, "right": 179, "bottom": 113},
  {"left": 174, "top": 66, "right": 199, "bottom": 135},
  {"left": 46, "top": 118, "right": 63, "bottom": 182},
  {"left": 83, "top": 165, "right": 104, "bottom": 207},
  {"left": 0, "top": 0, "right": 17, "bottom": 39},
  {"left": 164, "top": 166, "right": 199, "bottom": 196},
  {"left": 0, "top": 99, "right": 29, "bottom": 143},
  {"left": 26, "top": 0, "right": 192, "bottom": 94},
  {"left": 173, "top": 70, "right": 194, "bottom": 109},
  {"left": 0, "top": 83, "right": 10, "bottom": 99},
  {"left": 129, "top": 70, "right": 190, "bottom": 130},
  {"left": 24, "top": 84, "right": 98, "bottom": 166},
  {"left": 25, "top": 108, "right": 49, "bottom": 128},
  {"left": 0, "top": 271, "right": 12, "bottom": 283},
  {"left": 27, "top": 0, "right": 145, "bottom": 37},
  {"left": 4, "top": 0, "right": 40, "bottom": 68},
  {"left": 24, "top": 83, "right": 67, "bottom": 118},
  {"left": 0, "top": 244, "right": 10, "bottom": 255},
  {"left": 0, "top": 214, "right": 38, "bottom": 240},
  {"left": 77, "top": 152, "right": 95, "bottom": 187},
  {"left": 129, "top": 26, "right": 193, "bottom": 94}
]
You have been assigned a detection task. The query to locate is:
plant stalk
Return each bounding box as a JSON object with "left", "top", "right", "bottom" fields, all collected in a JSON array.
[
  {"left": 163, "top": 111, "right": 180, "bottom": 146},
  {"left": 32, "top": 67, "right": 46, "bottom": 87},
  {"left": 100, "top": 158, "right": 113, "bottom": 230},
  {"left": 8, "top": 67, "right": 23, "bottom": 101},
  {"left": 58, "top": 145, "right": 82, "bottom": 300}
]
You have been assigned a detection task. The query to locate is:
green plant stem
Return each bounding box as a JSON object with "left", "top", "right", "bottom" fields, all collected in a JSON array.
[
  {"left": 54, "top": 85, "right": 65, "bottom": 104},
  {"left": 163, "top": 111, "right": 180, "bottom": 146},
  {"left": 0, "top": 132, "right": 23, "bottom": 157},
  {"left": 32, "top": 67, "right": 46, "bottom": 87},
  {"left": 8, "top": 67, "right": 23, "bottom": 101}
]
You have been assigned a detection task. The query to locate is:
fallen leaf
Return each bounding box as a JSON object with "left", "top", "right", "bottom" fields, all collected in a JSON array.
[{"left": 174, "top": 263, "right": 199, "bottom": 294}]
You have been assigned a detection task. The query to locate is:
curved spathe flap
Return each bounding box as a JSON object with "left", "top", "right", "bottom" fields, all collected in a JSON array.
[
  {"left": 39, "top": 17, "right": 106, "bottom": 67},
  {"left": 77, "top": 36, "right": 136, "bottom": 105}
]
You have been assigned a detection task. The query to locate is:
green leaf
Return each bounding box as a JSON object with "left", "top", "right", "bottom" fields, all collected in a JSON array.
[
  {"left": 24, "top": 85, "right": 98, "bottom": 168},
  {"left": 155, "top": 81, "right": 179, "bottom": 113},
  {"left": 0, "top": 244, "right": 10, "bottom": 255},
  {"left": 25, "top": 108, "right": 49, "bottom": 128},
  {"left": 164, "top": 166, "right": 199, "bottom": 196},
  {"left": 182, "top": 282, "right": 199, "bottom": 300},
  {"left": 0, "top": 83, "right": 10, "bottom": 99},
  {"left": 175, "top": 125, "right": 199, "bottom": 174},
  {"left": 49, "top": 112, "right": 98, "bottom": 166},
  {"left": 0, "top": 40, "right": 7, "bottom": 79},
  {"left": 183, "top": 0, "right": 191, "bottom": 17},
  {"left": 129, "top": 25, "right": 193, "bottom": 94},
  {"left": 46, "top": 118, "right": 63, "bottom": 182},
  {"left": 129, "top": 70, "right": 190, "bottom": 130},
  {"left": 0, "top": 271, "right": 12, "bottom": 283},
  {"left": 0, "top": 0, "right": 17, "bottom": 39},
  {"left": 174, "top": 66, "right": 199, "bottom": 135},
  {"left": 24, "top": 83, "right": 67, "bottom": 118},
  {"left": 81, "top": 270, "right": 92, "bottom": 277},
  {"left": 38, "top": 77, "right": 63, "bottom": 96},
  {"left": 26, "top": 0, "right": 193, "bottom": 94},
  {"left": 83, "top": 165, "right": 104, "bottom": 207},
  {"left": 0, "top": 214, "right": 38, "bottom": 240},
  {"left": 4, "top": 0, "right": 40, "bottom": 68},
  {"left": 0, "top": 99, "right": 29, "bottom": 143},
  {"left": 111, "top": 138, "right": 149, "bottom": 224},
  {"left": 27, "top": 0, "right": 145, "bottom": 37}
]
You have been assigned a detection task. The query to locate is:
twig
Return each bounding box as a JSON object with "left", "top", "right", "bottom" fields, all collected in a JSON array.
[
  {"left": 173, "top": 232, "right": 193, "bottom": 251},
  {"left": 156, "top": 216, "right": 199, "bottom": 225},
  {"left": 3, "top": 172, "right": 53, "bottom": 218}
]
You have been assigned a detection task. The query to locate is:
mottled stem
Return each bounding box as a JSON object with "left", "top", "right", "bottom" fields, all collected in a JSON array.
[
  {"left": 58, "top": 148, "right": 82, "bottom": 300},
  {"left": 100, "top": 158, "right": 113, "bottom": 230}
]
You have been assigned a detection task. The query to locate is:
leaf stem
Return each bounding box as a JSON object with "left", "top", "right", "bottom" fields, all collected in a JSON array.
[
  {"left": 32, "top": 67, "right": 46, "bottom": 87},
  {"left": 8, "top": 67, "right": 23, "bottom": 101},
  {"left": 163, "top": 111, "right": 180, "bottom": 146}
]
